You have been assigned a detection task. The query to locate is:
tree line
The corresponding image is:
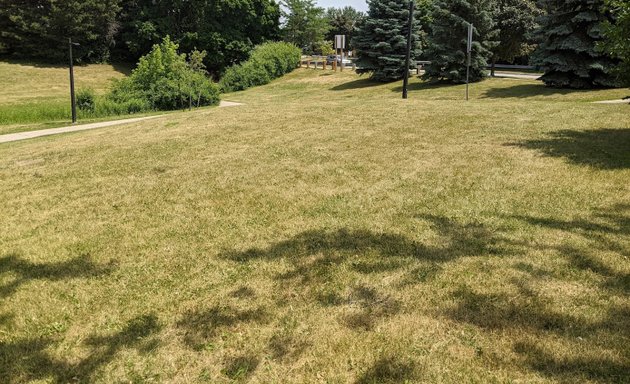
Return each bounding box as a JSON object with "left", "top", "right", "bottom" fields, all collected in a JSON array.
[
  {"left": 353, "top": 0, "right": 630, "bottom": 89},
  {"left": 0, "top": 0, "right": 362, "bottom": 75},
  {"left": 1, "top": 0, "right": 628, "bottom": 89}
]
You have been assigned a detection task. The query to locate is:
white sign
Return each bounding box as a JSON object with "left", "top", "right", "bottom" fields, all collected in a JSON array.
[
  {"left": 467, "top": 24, "right": 473, "bottom": 53},
  {"left": 335, "top": 35, "right": 346, "bottom": 49}
]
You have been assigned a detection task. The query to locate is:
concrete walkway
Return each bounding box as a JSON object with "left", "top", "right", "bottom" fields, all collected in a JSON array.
[
  {"left": 492, "top": 72, "right": 542, "bottom": 80},
  {"left": 0, "top": 100, "right": 243, "bottom": 144},
  {"left": 0, "top": 115, "right": 162, "bottom": 144},
  {"left": 592, "top": 99, "right": 630, "bottom": 104}
]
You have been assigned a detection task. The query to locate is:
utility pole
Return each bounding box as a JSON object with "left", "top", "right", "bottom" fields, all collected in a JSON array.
[
  {"left": 402, "top": 0, "right": 414, "bottom": 99},
  {"left": 68, "top": 38, "right": 78, "bottom": 123},
  {"left": 466, "top": 23, "right": 473, "bottom": 101}
]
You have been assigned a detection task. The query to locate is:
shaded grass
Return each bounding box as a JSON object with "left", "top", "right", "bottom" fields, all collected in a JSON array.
[{"left": 0, "top": 69, "right": 628, "bottom": 383}]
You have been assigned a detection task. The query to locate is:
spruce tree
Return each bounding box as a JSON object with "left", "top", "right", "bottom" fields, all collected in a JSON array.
[
  {"left": 423, "top": 0, "right": 497, "bottom": 83},
  {"left": 352, "top": 0, "right": 422, "bottom": 82},
  {"left": 532, "top": 0, "right": 618, "bottom": 88}
]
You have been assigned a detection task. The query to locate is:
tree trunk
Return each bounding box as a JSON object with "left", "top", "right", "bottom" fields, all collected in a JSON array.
[{"left": 491, "top": 57, "right": 496, "bottom": 77}]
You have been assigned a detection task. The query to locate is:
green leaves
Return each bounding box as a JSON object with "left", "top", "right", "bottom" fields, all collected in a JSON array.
[{"left": 109, "top": 37, "right": 220, "bottom": 111}]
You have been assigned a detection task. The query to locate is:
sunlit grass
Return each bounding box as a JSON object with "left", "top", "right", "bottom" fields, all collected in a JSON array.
[
  {"left": 0, "top": 68, "right": 629, "bottom": 383},
  {"left": 0, "top": 60, "right": 139, "bottom": 134}
]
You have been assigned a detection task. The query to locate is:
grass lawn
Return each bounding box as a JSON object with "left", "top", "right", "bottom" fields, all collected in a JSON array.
[
  {"left": 0, "top": 68, "right": 629, "bottom": 383},
  {"left": 0, "top": 60, "right": 156, "bottom": 135}
]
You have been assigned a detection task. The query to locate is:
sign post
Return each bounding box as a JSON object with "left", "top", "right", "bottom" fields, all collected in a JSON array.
[
  {"left": 402, "top": 0, "right": 414, "bottom": 99},
  {"left": 335, "top": 35, "right": 346, "bottom": 71},
  {"left": 466, "top": 23, "right": 473, "bottom": 101}
]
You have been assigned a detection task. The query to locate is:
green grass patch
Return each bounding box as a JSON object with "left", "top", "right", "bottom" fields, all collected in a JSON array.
[
  {"left": 0, "top": 69, "right": 629, "bottom": 383},
  {"left": 0, "top": 60, "right": 163, "bottom": 134}
]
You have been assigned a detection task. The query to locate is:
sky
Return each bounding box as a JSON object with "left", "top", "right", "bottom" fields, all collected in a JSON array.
[{"left": 316, "top": 0, "right": 368, "bottom": 12}]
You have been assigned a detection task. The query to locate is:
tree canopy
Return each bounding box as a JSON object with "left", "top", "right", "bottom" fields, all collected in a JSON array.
[
  {"left": 0, "top": 0, "right": 281, "bottom": 75},
  {"left": 600, "top": 0, "right": 630, "bottom": 86},
  {"left": 281, "top": 0, "right": 330, "bottom": 53},
  {"left": 423, "top": 0, "right": 498, "bottom": 83},
  {"left": 353, "top": 0, "right": 422, "bottom": 82},
  {"left": 490, "top": 0, "right": 541, "bottom": 74},
  {"left": 0, "top": 0, "right": 120, "bottom": 62},
  {"left": 532, "top": 0, "right": 618, "bottom": 88},
  {"left": 325, "top": 6, "right": 365, "bottom": 50}
]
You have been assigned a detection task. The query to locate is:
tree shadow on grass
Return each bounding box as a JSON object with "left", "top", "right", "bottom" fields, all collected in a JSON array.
[
  {"left": 177, "top": 305, "right": 270, "bottom": 351},
  {"left": 221, "top": 215, "right": 512, "bottom": 266},
  {"left": 445, "top": 204, "right": 630, "bottom": 383},
  {"left": 481, "top": 83, "right": 593, "bottom": 99},
  {"left": 509, "top": 128, "right": 630, "bottom": 169},
  {"left": 330, "top": 78, "right": 388, "bottom": 91},
  {"left": 219, "top": 216, "right": 522, "bottom": 333},
  {"left": 0, "top": 253, "right": 115, "bottom": 299},
  {"left": 0, "top": 314, "right": 161, "bottom": 383},
  {"left": 390, "top": 80, "right": 459, "bottom": 93},
  {"left": 221, "top": 353, "right": 260, "bottom": 381},
  {"left": 513, "top": 340, "right": 630, "bottom": 384},
  {"left": 355, "top": 355, "right": 419, "bottom": 384}
]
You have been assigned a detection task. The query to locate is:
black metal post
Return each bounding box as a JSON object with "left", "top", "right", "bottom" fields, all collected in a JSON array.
[
  {"left": 402, "top": 0, "right": 414, "bottom": 99},
  {"left": 69, "top": 38, "right": 77, "bottom": 123}
]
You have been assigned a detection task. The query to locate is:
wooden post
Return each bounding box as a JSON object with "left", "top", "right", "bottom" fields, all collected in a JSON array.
[
  {"left": 306, "top": 59, "right": 310, "bottom": 69},
  {"left": 323, "top": 60, "right": 326, "bottom": 70},
  {"left": 333, "top": 60, "right": 337, "bottom": 71}
]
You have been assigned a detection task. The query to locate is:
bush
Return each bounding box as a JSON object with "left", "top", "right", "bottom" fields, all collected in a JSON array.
[
  {"left": 108, "top": 36, "right": 220, "bottom": 111},
  {"left": 97, "top": 97, "right": 151, "bottom": 115},
  {"left": 76, "top": 88, "right": 96, "bottom": 112},
  {"left": 220, "top": 42, "right": 301, "bottom": 92}
]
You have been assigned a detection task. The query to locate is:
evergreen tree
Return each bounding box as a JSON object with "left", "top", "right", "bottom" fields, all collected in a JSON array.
[
  {"left": 352, "top": 0, "right": 422, "bottom": 82},
  {"left": 532, "top": 0, "right": 618, "bottom": 88},
  {"left": 423, "top": 0, "right": 497, "bottom": 83},
  {"left": 600, "top": 0, "right": 630, "bottom": 86},
  {"left": 490, "top": 0, "right": 542, "bottom": 76}
]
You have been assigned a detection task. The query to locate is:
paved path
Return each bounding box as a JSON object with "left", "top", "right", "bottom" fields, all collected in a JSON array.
[
  {"left": 0, "top": 115, "right": 163, "bottom": 144},
  {"left": 592, "top": 99, "right": 630, "bottom": 104},
  {"left": 219, "top": 100, "right": 243, "bottom": 107},
  {"left": 0, "top": 100, "right": 243, "bottom": 144},
  {"left": 492, "top": 72, "right": 542, "bottom": 80}
]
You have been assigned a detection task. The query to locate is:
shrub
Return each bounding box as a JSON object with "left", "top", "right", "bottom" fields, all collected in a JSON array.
[
  {"left": 97, "top": 97, "right": 151, "bottom": 115},
  {"left": 220, "top": 42, "right": 301, "bottom": 92},
  {"left": 108, "top": 36, "right": 220, "bottom": 111},
  {"left": 76, "top": 88, "right": 96, "bottom": 112}
]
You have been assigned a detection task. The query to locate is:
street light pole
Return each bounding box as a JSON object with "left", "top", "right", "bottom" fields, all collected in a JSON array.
[
  {"left": 402, "top": 0, "right": 414, "bottom": 99},
  {"left": 69, "top": 38, "right": 77, "bottom": 124},
  {"left": 466, "top": 23, "right": 473, "bottom": 101}
]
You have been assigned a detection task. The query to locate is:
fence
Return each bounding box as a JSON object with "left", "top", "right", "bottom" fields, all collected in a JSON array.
[{"left": 299, "top": 56, "right": 356, "bottom": 71}]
